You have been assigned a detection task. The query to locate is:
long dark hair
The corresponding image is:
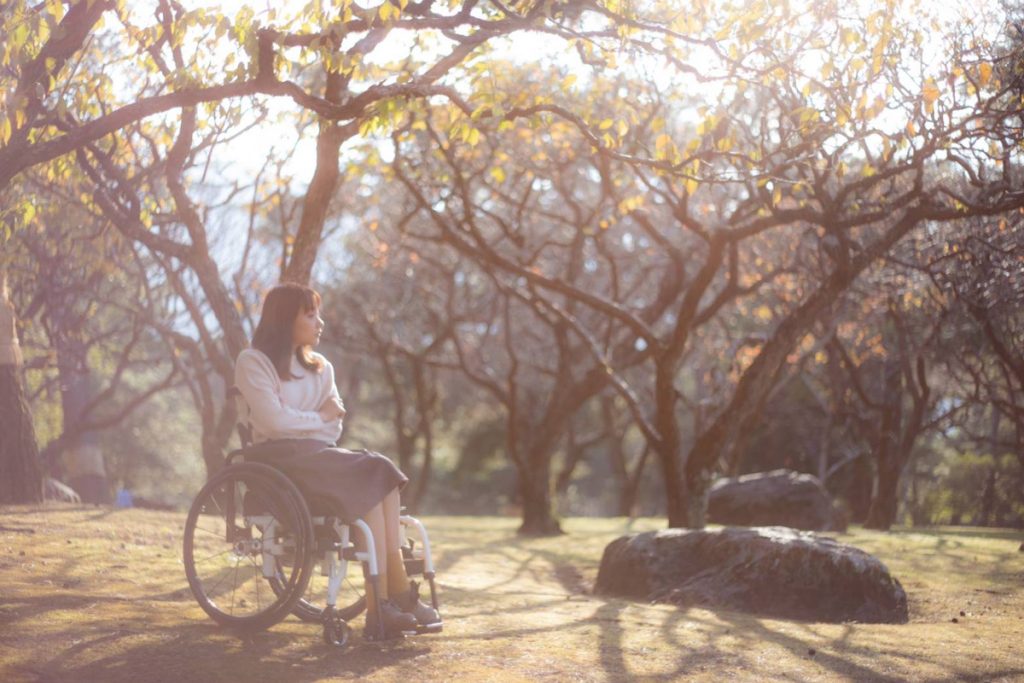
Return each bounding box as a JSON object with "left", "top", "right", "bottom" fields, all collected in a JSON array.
[{"left": 251, "top": 283, "right": 324, "bottom": 380}]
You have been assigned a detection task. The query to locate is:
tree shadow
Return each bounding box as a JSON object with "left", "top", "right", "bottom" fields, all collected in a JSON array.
[{"left": 27, "top": 620, "right": 432, "bottom": 683}]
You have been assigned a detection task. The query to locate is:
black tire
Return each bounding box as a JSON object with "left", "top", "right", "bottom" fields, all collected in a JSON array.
[
  {"left": 268, "top": 521, "right": 367, "bottom": 623},
  {"left": 183, "top": 463, "right": 315, "bottom": 631},
  {"left": 322, "top": 607, "right": 352, "bottom": 648}
]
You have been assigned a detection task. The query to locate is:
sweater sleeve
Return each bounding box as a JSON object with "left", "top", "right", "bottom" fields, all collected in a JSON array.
[
  {"left": 319, "top": 357, "right": 345, "bottom": 437},
  {"left": 235, "top": 350, "right": 325, "bottom": 439}
]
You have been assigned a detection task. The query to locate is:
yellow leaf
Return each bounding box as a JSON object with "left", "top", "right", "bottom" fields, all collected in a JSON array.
[
  {"left": 979, "top": 62, "right": 993, "bottom": 87},
  {"left": 46, "top": 0, "right": 65, "bottom": 22},
  {"left": 378, "top": 1, "right": 396, "bottom": 22},
  {"left": 872, "top": 51, "right": 883, "bottom": 75},
  {"left": 685, "top": 177, "right": 698, "bottom": 194},
  {"left": 0, "top": 117, "right": 10, "bottom": 145},
  {"left": 755, "top": 305, "right": 772, "bottom": 321},
  {"left": 922, "top": 78, "right": 940, "bottom": 108},
  {"left": 490, "top": 166, "right": 505, "bottom": 183},
  {"left": 599, "top": 119, "right": 614, "bottom": 131}
]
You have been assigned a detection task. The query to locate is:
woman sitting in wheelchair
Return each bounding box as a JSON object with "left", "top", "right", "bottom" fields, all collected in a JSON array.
[{"left": 234, "top": 282, "right": 439, "bottom": 639}]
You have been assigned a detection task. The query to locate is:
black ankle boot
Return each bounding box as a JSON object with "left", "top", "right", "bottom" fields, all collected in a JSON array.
[{"left": 365, "top": 598, "right": 418, "bottom": 640}]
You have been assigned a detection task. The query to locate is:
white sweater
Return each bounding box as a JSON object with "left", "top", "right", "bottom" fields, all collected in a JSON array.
[{"left": 234, "top": 348, "right": 343, "bottom": 444}]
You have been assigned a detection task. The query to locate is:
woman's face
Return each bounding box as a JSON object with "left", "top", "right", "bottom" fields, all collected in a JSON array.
[{"left": 292, "top": 306, "right": 324, "bottom": 348}]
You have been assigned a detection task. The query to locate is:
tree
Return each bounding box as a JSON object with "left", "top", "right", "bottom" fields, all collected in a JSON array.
[
  {"left": 0, "top": 267, "right": 43, "bottom": 504},
  {"left": 3, "top": 0, "right": 660, "bottom": 484},
  {"left": 370, "top": 1, "right": 1024, "bottom": 529}
]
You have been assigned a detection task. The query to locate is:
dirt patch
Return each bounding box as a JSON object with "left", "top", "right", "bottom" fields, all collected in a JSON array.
[{"left": 1, "top": 505, "right": 1022, "bottom": 682}]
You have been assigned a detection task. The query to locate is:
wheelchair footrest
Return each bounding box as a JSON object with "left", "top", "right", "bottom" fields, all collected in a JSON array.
[
  {"left": 416, "top": 620, "right": 442, "bottom": 635},
  {"left": 403, "top": 557, "right": 425, "bottom": 575}
]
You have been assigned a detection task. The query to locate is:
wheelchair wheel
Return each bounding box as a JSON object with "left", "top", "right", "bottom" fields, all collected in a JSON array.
[
  {"left": 321, "top": 606, "right": 352, "bottom": 648},
  {"left": 268, "top": 522, "right": 367, "bottom": 624},
  {"left": 183, "top": 463, "right": 315, "bottom": 631}
]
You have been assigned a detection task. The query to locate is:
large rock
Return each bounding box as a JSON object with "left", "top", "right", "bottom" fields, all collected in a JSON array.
[
  {"left": 595, "top": 526, "right": 908, "bottom": 623},
  {"left": 708, "top": 469, "right": 846, "bottom": 531}
]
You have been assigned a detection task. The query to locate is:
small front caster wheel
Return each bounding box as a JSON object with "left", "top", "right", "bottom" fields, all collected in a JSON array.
[{"left": 322, "top": 612, "right": 351, "bottom": 648}]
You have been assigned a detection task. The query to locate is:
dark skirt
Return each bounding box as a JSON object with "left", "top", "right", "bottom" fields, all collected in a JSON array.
[{"left": 240, "top": 438, "right": 408, "bottom": 522}]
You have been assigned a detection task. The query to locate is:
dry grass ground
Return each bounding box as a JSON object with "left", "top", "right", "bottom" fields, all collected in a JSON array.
[{"left": 0, "top": 504, "right": 1022, "bottom": 682}]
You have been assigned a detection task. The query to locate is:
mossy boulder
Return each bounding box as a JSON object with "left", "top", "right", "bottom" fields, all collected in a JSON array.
[{"left": 595, "top": 526, "right": 908, "bottom": 623}]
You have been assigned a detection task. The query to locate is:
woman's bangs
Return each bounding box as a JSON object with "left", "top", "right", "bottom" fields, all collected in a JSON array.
[{"left": 302, "top": 289, "right": 321, "bottom": 312}]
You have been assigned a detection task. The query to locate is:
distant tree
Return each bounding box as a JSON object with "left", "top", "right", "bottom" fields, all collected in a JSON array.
[
  {"left": 928, "top": 211, "right": 1024, "bottom": 524},
  {"left": 2, "top": 0, "right": 667, "bottom": 483},
  {"left": 5, "top": 177, "right": 184, "bottom": 502},
  {"left": 376, "top": 2, "right": 1024, "bottom": 529}
]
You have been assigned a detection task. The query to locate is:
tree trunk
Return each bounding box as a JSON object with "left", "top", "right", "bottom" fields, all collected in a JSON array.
[
  {"left": 518, "top": 477, "right": 562, "bottom": 535},
  {"left": 818, "top": 411, "right": 834, "bottom": 483},
  {"left": 516, "top": 445, "right": 562, "bottom": 536},
  {"left": 679, "top": 212, "right": 928, "bottom": 529},
  {"left": 0, "top": 297, "right": 43, "bottom": 504},
  {"left": 282, "top": 71, "right": 347, "bottom": 286},
  {"left": 653, "top": 361, "right": 691, "bottom": 528},
  {"left": 409, "top": 425, "right": 433, "bottom": 515},
  {"left": 0, "top": 367, "right": 44, "bottom": 504},
  {"left": 865, "top": 360, "right": 903, "bottom": 530},
  {"left": 554, "top": 425, "right": 586, "bottom": 497},
  {"left": 617, "top": 444, "right": 650, "bottom": 518},
  {"left": 201, "top": 432, "right": 227, "bottom": 482},
  {"left": 682, "top": 464, "right": 712, "bottom": 528},
  {"left": 54, "top": 330, "right": 109, "bottom": 504},
  {"left": 979, "top": 467, "right": 997, "bottom": 527},
  {"left": 396, "top": 431, "right": 415, "bottom": 476},
  {"left": 864, "top": 454, "right": 901, "bottom": 530}
]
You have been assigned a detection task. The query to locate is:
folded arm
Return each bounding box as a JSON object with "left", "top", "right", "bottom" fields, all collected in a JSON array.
[{"left": 235, "top": 351, "right": 326, "bottom": 439}]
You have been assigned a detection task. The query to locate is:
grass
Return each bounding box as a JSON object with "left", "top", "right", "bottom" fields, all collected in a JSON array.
[{"left": 0, "top": 505, "right": 1022, "bottom": 682}]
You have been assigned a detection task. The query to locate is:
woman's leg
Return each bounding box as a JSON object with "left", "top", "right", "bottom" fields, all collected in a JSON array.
[
  {"left": 359, "top": 496, "right": 419, "bottom": 636},
  {"left": 383, "top": 487, "right": 412, "bottom": 595},
  {"left": 361, "top": 501, "right": 389, "bottom": 601},
  {"left": 382, "top": 486, "right": 440, "bottom": 624}
]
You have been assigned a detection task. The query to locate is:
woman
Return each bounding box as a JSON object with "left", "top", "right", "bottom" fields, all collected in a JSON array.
[{"left": 234, "top": 282, "right": 439, "bottom": 638}]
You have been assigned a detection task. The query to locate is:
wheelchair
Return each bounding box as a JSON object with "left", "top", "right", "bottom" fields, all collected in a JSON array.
[{"left": 182, "top": 401, "right": 442, "bottom": 648}]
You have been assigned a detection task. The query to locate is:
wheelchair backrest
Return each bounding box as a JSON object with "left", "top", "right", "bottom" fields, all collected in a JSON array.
[{"left": 227, "top": 385, "right": 255, "bottom": 448}]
